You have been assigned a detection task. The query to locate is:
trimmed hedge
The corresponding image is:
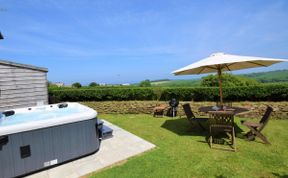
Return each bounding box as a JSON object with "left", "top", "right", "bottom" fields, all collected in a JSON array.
[
  {"left": 49, "top": 84, "right": 288, "bottom": 103},
  {"left": 49, "top": 88, "right": 156, "bottom": 103}
]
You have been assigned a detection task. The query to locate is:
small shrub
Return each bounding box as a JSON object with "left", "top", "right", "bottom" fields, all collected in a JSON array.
[
  {"left": 201, "top": 73, "right": 259, "bottom": 87},
  {"left": 89, "top": 82, "right": 99, "bottom": 87},
  {"left": 153, "top": 87, "right": 163, "bottom": 101},
  {"left": 72, "top": 82, "right": 82, "bottom": 88},
  {"left": 139, "top": 80, "right": 151, "bottom": 87}
]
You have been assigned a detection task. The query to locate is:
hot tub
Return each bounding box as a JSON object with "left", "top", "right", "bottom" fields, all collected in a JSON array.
[{"left": 0, "top": 102, "right": 102, "bottom": 178}]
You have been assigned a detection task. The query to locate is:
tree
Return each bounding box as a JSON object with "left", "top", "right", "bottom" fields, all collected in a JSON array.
[
  {"left": 153, "top": 87, "right": 163, "bottom": 101},
  {"left": 201, "top": 73, "right": 259, "bottom": 87},
  {"left": 47, "top": 81, "right": 55, "bottom": 87},
  {"left": 89, "top": 82, "right": 99, "bottom": 87},
  {"left": 139, "top": 79, "right": 151, "bottom": 87},
  {"left": 47, "top": 81, "right": 58, "bottom": 88},
  {"left": 72, "top": 82, "right": 82, "bottom": 88}
]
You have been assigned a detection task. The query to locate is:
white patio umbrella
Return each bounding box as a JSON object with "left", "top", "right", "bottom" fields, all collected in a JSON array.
[{"left": 172, "top": 52, "right": 288, "bottom": 106}]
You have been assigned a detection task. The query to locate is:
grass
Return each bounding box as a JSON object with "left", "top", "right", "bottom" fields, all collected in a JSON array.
[{"left": 89, "top": 114, "right": 288, "bottom": 178}]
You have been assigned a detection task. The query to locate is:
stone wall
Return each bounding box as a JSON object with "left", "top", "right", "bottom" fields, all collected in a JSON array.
[{"left": 82, "top": 101, "right": 288, "bottom": 120}]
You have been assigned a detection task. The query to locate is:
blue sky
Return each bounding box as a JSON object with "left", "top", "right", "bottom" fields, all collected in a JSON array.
[{"left": 0, "top": 0, "right": 288, "bottom": 84}]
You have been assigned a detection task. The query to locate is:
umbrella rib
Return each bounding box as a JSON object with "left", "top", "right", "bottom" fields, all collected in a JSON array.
[
  {"left": 247, "top": 61, "right": 268, "bottom": 67},
  {"left": 227, "top": 63, "right": 235, "bottom": 67},
  {"left": 197, "top": 67, "right": 206, "bottom": 74},
  {"left": 197, "top": 66, "right": 218, "bottom": 74},
  {"left": 225, "top": 64, "right": 231, "bottom": 71}
]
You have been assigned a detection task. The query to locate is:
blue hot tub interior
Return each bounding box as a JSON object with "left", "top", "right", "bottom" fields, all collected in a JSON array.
[{"left": 0, "top": 104, "right": 87, "bottom": 127}]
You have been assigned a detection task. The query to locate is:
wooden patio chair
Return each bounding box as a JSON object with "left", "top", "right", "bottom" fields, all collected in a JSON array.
[
  {"left": 182, "top": 103, "right": 208, "bottom": 130},
  {"left": 208, "top": 111, "right": 236, "bottom": 151},
  {"left": 241, "top": 106, "right": 273, "bottom": 144},
  {"left": 153, "top": 104, "right": 167, "bottom": 117}
]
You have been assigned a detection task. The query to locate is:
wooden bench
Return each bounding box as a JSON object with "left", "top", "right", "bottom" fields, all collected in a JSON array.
[{"left": 153, "top": 104, "right": 167, "bottom": 117}]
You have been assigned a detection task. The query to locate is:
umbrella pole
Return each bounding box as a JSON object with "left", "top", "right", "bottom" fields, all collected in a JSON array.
[{"left": 217, "top": 67, "right": 223, "bottom": 107}]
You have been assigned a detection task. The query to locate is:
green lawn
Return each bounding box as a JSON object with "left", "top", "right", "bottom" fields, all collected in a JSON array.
[{"left": 90, "top": 114, "right": 288, "bottom": 178}]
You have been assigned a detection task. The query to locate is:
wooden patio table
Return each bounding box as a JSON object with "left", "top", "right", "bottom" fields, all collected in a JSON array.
[{"left": 198, "top": 106, "right": 249, "bottom": 115}]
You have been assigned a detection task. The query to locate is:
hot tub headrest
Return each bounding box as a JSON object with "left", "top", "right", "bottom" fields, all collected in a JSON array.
[
  {"left": 2, "top": 110, "right": 15, "bottom": 117},
  {"left": 58, "top": 103, "right": 68, "bottom": 108}
]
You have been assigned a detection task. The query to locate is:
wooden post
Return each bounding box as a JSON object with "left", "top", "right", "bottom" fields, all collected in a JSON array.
[{"left": 217, "top": 66, "right": 223, "bottom": 107}]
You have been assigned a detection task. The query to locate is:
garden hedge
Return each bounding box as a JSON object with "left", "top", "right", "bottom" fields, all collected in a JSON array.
[{"left": 48, "top": 83, "right": 288, "bottom": 103}]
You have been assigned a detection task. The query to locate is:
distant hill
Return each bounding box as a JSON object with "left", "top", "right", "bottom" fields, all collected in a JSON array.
[
  {"left": 151, "top": 79, "right": 170, "bottom": 82},
  {"left": 149, "top": 70, "right": 288, "bottom": 87},
  {"left": 242, "top": 70, "right": 288, "bottom": 83}
]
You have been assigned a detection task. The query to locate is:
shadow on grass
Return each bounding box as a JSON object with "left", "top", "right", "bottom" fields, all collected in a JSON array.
[
  {"left": 161, "top": 118, "right": 207, "bottom": 136},
  {"left": 161, "top": 118, "right": 244, "bottom": 137},
  {"left": 215, "top": 175, "right": 227, "bottom": 178},
  {"left": 161, "top": 118, "right": 269, "bottom": 151},
  {"left": 272, "top": 173, "right": 288, "bottom": 178}
]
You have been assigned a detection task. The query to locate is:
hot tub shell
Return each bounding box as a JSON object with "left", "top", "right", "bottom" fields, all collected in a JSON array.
[{"left": 0, "top": 103, "right": 102, "bottom": 178}]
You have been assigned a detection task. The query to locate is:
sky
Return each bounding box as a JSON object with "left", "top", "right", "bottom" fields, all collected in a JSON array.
[{"left": 0, "top": 0, "right": 288, "bottom": 85}]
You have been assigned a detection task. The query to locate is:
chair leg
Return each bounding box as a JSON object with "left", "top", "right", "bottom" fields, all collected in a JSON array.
[
  {"left": 232, "top": 127, "right": 236, "bottom": 151},
  {"left": 197, "top": 121, "right": 206, "bottom": 130},
  {"left": 209, "top": 125, "right": 236, "bottom": 151},
  {"left": 246, "top": 134, "right": 256, "bottom": 141},
  {"left": 209, "top": 126, "right": 212, "bottom": 148},
  {"left": 188, "top": 120, "right": 205, "bottom": 131},
  {"left": 254, "top": 131, "right": 270, "bottom": 144},
  {"left": 244, "top": 131, "right": 253, "bottom": 137},
  {"left": 247, "top": 126, "right": 270, "bottom": 144},
  {"left": 244, "top": 130, "right": 257, "bottom": 141}
]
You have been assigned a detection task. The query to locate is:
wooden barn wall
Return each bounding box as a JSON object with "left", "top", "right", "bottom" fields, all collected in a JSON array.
[{"left": 0, "top": 64, "right": 48, "bottom": 110}]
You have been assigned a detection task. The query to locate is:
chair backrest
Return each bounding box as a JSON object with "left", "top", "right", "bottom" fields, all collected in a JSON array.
[
  {"left": 259, "top": 106, "right": 273, "bottom": 131},
  {"left": 158, "top": 104, "right": 167, "bottom": 108},
  {"left": 208, "top": 111, "right": 234, "bottom": 126},
  {"left": 182, "top": 103, "right": 196, "bottom": 119}
]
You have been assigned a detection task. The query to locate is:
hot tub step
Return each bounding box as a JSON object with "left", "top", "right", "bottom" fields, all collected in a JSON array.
[
  {"left": 97, "top": 119, "right": 113, "bottom": 140},
  {"left": 102, "top": 125, "right": 113, "bottom": 140}
]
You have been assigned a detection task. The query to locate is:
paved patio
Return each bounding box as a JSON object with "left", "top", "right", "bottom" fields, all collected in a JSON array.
[{"left": 26, "top": 120, "right": 156, "bottom": 178}]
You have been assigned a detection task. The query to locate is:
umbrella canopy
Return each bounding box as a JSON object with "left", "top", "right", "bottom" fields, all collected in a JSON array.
[
  {"left": 173, "top": 52, "right": 288, "bottom": 75},
  {"left": 172, "top": 52, "right": 288, "bottom": 105}
]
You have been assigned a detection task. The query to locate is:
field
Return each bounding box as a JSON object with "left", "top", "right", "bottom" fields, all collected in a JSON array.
[
  {"left": 242, "top": 70, "right": 288, "bottom": 83},
  {"left": 148, "top": 70, "right": 288, "bottom": 87},
  {"left": 151, "top": 79, "right": 201, "bottom": 87},
  {"left": 89, "top": 114, "right": 288, "bottom": 178}
]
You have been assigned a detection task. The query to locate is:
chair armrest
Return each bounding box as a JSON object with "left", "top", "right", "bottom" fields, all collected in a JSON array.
[{"left": 241, "top": 121, "right": 261, "bottom": 127}]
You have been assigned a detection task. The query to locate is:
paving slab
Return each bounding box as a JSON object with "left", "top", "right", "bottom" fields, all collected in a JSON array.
[{"left": 26, "top": 120, "right": 155, "bottom": 178}]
